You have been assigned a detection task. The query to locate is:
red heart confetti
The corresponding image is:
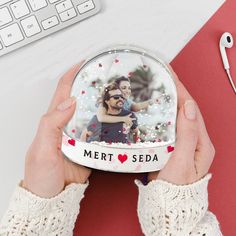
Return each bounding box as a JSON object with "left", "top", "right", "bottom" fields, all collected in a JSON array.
[
  {"left": 71, "top": 129, "right": 75, "bottom": 133},
  {"left": 134, "top": 136, "right": 140, "bottom": 142},
  {"left": 167, "top": 146, "right": 174, "bottom": 153},
  {"left": 92, "top": 81, "right": 96, "bottom": 85},
  {"left": 128, "top": 72, "right": 133, "bottom": 77},
  {"left": 115, "top": 59, "right": 119, "bottom": 63},
  {"left": 143, "top": 65, "right": 147, "bottom": 68},
  {"left": 103, "top": 128, "right": 109, "bottom": 134},
  {"left": 168, "top": 121, "right": 171, "bottom": 125},
  {"left": 81, "top": 90, "right": 85, "bottom": 94},
  {"left": 155, "top": 139, "right": 162, "bottom": 142},
  {"left": 92, "top": 123, "right": 96, "bottom": 128},
  {"left": 98, "top": 63, "right": 102, "bottom": 67},
  {"left": 118, "top": 154, "right": 128, "bottom": 163},
  {"left": 68, "top": 139, "right": 75, "bottom": 146}
]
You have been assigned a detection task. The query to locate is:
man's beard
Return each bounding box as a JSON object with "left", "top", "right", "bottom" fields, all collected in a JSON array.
[{"left": 111, "top": 101, "right": 123, "bottom": 110}]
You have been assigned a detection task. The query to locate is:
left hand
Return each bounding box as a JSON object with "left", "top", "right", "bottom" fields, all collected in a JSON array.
[{"left": 23, "top": 63, "right": 91, "bottom": 198}]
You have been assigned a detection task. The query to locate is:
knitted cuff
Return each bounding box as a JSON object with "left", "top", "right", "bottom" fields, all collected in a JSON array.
[
  {"left": 135, "top": 174, "right": 212, "bottom": 235},
  {"left": 0, "top": 182, "right": 89, "bottom": 236}
]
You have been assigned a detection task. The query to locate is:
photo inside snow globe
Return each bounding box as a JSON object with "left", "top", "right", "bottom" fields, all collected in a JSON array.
[{"left": 64, "top": 52, "right": 177, "bottom": 149}]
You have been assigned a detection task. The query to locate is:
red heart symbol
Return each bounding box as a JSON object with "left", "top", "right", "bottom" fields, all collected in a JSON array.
[
  {"left": 68, "top": 139, "right": 75, "bottom": 146},
  {"left": 167, "top": 146, "right": 174, "bottom": 153},
  {"left": 71, "top": 129, "right": 75, "bottom": 133},
  {"left": 118, "top": 154, "right": 128, "bottom": 163},
  {"left": 92, "top": 123, "right": 96, "bottom": 128},
  {"left": 98, "top": 63, "right": 102, "bottom": 67},
  {"left": 115, "top": 59, "right": 119, "bottom": 63},
  {"left": 81, "top": 90, "right": 85, "bottom": 94}
]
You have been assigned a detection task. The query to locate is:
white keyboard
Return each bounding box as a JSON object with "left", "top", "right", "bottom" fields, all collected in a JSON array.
[{"left": 0, "top": 0, "right": 101, "bottom": 56}]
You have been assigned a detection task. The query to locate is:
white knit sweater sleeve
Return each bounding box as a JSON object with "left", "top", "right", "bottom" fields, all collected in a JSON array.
[
  {"left": 135, "top": 174, "right": 223, "bottom": 236},
  {"left": 0, "top": 182, "right": 88, "bottom": 236}
]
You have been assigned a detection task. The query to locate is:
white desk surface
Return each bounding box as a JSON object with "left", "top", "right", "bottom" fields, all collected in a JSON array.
[{"left": 0, "top": 0, "right": 224, "bottom": 217}]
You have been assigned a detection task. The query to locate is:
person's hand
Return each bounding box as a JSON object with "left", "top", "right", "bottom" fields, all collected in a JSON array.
[
  {"left": 148, "top": 66, "right": 215, "bottom": 185},
  {"left": 23, "top": 63, "right": 91, "bottom": 198},
  {"left": 122, "top": 114, "right": 136, "bottom": 126}
]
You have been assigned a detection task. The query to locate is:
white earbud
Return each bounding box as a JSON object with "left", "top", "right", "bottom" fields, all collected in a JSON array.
[
  {"left": 219, "top": 32, "right": 236, "bottom": 93},
  {"left": 219, "top": 32, "right": 234, "bottom": 70}
]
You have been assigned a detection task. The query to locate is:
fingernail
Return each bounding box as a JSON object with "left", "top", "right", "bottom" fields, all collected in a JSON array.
[
  {"left": 184, "top": 100, "right": 196, "bottom": 120},
  {"left": 57, "top": 97, "right": 76, "bottom": 111}
]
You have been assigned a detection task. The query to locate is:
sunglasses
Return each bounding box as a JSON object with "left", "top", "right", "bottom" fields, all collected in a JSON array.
[{"left": 109, "top": 95, "right": 125, "bottom": 100}]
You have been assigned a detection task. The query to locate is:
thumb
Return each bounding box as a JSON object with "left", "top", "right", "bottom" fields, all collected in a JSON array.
[
  {"left": 54, "top": 96, "right": 76, "bottom": 128},
  {"left": 38, "top": 97, "right": 76, "bottom": 138},
  {"left": 173, "top": 100, "right": 198, "bottom": 162}
]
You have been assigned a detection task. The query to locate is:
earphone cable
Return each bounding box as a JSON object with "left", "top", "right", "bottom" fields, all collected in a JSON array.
[{"left": 226, "top": 69, "right": 236, "bottom": 94}]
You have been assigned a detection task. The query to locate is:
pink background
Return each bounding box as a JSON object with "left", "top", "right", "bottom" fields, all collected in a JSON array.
[{"left": 74, "top": 1, "right": 235, "bottom": 235}]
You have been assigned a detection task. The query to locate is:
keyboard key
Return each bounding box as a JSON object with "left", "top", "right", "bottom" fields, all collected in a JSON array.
[
  {"left": 59, "top": 8, "right": 76, "bottom": 22},
  {"left": 49, "top": 0, "right": 60, "bottom": 4},
  {"left": 0, "top": 23, "right": 24, "bottom": 46},
  {"left": 28, "top": 0, "right": 47, "bottom": 11},
  {"left": 0, "top": 7, "right": 12, "bottom": 26},
  {"left": 77, "top": 0, "right": 95, "bottom": 14},
  {"left": 21, "top": 15, "right": 41, "bottom": 37},
  {"left": 41, "top": 16, "right": 59, "bottom": 30},
  {"left": 56, "top": 0, "right": 73, "bottom": 14},
  {"left": 10, "top": 0, "right": 30, "bottom": 19},
  {"left": 0, "top": 0, "right": 12, "bottom": 6}
]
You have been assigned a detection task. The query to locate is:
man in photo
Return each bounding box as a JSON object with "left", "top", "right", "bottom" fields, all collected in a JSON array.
[{"left": 80, "top": 83, "right": 138, "bottom": 144}]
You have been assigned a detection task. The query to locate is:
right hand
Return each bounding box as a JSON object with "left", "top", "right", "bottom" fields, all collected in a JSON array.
[
  {"left": 23, "top": 63, "right": 91, "bottom": 198},
  {"left": 123, "top": 114, "right": 136, "bottom": 126},
  {"left": 148, "top": 66, "right": 215, "bottom": 185}
]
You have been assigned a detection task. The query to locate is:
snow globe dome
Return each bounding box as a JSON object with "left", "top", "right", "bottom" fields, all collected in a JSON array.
[{"left": 62, "top": 45, "right": 177, "bottom": 173}]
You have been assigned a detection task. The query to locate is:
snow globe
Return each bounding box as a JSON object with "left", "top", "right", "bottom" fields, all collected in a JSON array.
[{"left": 62, "top": 45, "right": 177, "bottom": 173}]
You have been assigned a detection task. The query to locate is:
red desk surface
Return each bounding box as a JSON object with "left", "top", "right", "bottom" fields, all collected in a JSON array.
[{"left": 74, "top": 1, "right": 236, "bottom": 235}]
